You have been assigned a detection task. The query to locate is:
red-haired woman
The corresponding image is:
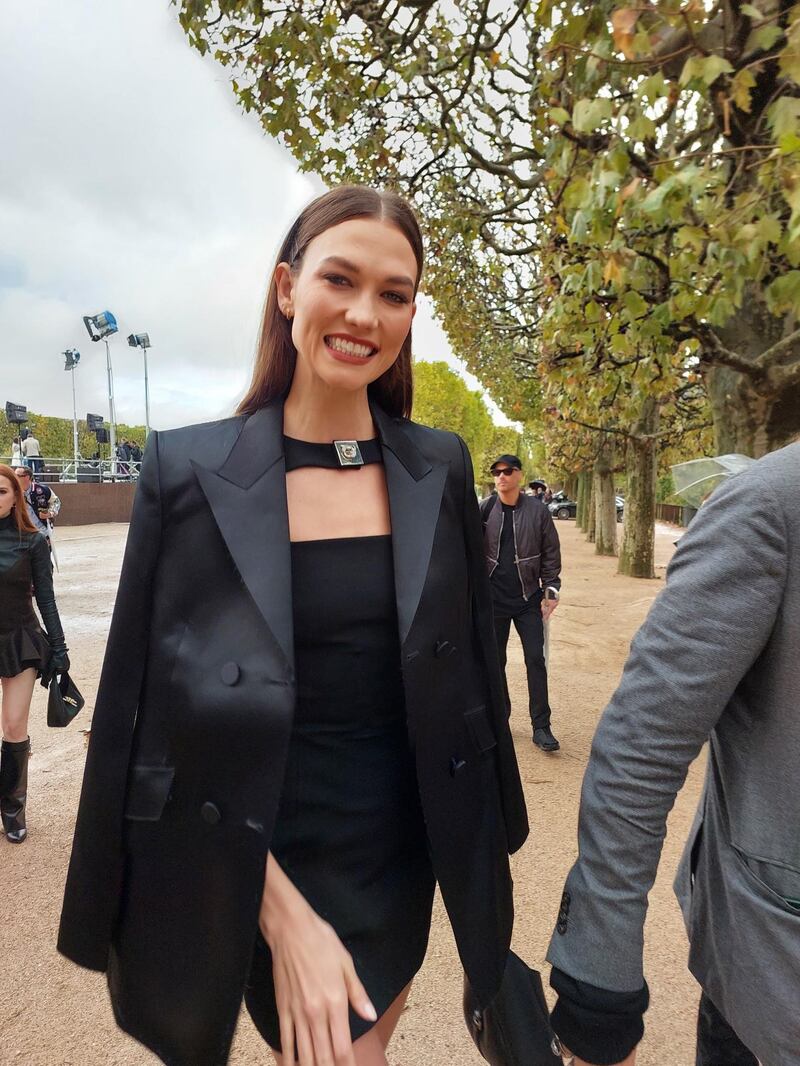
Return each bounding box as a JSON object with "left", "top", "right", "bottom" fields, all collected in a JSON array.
[
  {"left": 58, "top": 187, "right": 528, "bottom": 1066},
  {"left": 0, "top": 464, "right": 69, "bottom": 842}
]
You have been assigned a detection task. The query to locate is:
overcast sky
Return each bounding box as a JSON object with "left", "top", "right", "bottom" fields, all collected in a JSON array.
[{"left": 0, "top": 0, "right": 514, "bottom": 433}]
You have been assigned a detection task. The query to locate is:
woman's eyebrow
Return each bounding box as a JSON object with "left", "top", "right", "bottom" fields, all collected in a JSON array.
[{"left": 318, "top": 255, "right": 415, "bottom": 291}]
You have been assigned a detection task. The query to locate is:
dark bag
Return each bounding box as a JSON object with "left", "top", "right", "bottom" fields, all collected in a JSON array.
[
  {"left": 47, "top": 671, "right": 85, "bottom": 727},
  {"left": 464, "top": 952, "right": 563, "bottom": 1066}
]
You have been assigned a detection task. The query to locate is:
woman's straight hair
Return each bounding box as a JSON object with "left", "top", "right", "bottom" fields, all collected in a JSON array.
[
  {"left": 0, "top": 464, "right": 38, "bottom": 534},
  {"left": 238, "top": 186, "right": 423, "bottom": 420}
]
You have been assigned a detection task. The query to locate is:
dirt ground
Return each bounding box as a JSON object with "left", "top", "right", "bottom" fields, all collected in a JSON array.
[{"left": 0, "top": 519, "right": 705, "bottom": 1066}]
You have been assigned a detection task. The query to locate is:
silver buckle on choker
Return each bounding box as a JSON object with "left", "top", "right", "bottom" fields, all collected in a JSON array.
[{"left": 333, "top": 440, "right": 364, "bottom": 467}]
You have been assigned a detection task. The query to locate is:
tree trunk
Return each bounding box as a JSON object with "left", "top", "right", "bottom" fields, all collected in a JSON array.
[
  {"left": 707, "top": 302, "right": 800, "bottom": 457},
  {"left": 593, "top": 447, "right": 617, "bottom": 556},
  {"left": 576, "top": 470, "right": 589, "bottom": 530},
  {"left": 586, "top": 471, "right": 596, "bottom": 542},
  {"left": 618, "top": 398, "right": 658, "bottom": 578}
]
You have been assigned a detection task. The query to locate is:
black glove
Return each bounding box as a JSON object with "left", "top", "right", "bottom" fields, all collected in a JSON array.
[{"left": 41, "top": 645, "right": 70, "bottom": 688}]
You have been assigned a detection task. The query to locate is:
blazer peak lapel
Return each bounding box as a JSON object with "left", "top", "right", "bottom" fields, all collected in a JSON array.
[
  {"left": 371, "top": 404, "right": 449, "bottom": 646},
  {"left": 191, "top": 403, "right": 294, "bottom": 675}
]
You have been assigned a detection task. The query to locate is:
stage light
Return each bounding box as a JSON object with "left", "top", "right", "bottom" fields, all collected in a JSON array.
[{"left": 82, "top": 311, "right": 118, "bottom": 342}]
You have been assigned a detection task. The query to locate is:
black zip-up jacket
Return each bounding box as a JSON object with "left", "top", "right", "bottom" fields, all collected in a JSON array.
[{"left": 480, "top": 493, "right": 562, "bottom": 601}]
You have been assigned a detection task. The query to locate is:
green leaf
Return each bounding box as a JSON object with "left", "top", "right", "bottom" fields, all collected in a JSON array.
[
  {"left": 740, "top": 4, "right": 763, "bottom": 17},
  {"left": 572, "top": 97, "right": 613, "bottom": 133},
  {"left": 767, "top": 97, "right": 800, "bottom": 138},
  {"left": 745, "top": 24, "right": 784, "bottom": 53},
  {"left": 758, "top": 215, "right": 782, "bottom": 245},
  {"left": 550, "top": 106, "right": 570, "bottom": 126},
  {"left": 675, "top": 226, "right": 706, "bottom": 253},
  {"left": 680, "top": 55, "right": 734, "bottom": 87},
  {"left": 730, "top": 69, "right": 756, "bottom": 112},
  {"left": 636, "top": 72, "right": 668, "bottom": 105},
  {"left": 765, "top": 270, "right": 800, "bottom": 314},
  {"left": 627, "top": 113, "right": 656, "bottom": 141},
  {"left": 640, "top": 177, "right": 676, "bottom": 215},
  {"left": 779, "top": 131, "right": 800, "bottom": 155},
  {"left": 622, "top": 290, "right": 648, "bottom": 317},
  {"left": 779, "top": 22, "right": 800, "bottom": 85}
]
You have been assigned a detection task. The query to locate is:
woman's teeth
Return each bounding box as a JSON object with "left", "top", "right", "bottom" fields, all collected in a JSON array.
[{"left": 326, "top": 336, "right": 375, "bottom": 357}]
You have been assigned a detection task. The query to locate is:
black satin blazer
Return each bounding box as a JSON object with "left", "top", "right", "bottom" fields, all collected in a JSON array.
[{"left": 57, "top": 399, "right": 529, "bottom": 1066}]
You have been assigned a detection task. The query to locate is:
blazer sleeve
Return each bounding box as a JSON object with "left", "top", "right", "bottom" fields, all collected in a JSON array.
[
  {"left": 58, "top": 431, "right": 163, "bottom": 971},
  {"left": 546, "top": 471, "right": 788, "bottom": 993},
  {"left": 30, "top": 532, "right": 65, "bottom": 646},
  {"left": 538, "top": 504, "right": 562, "bottom": 593},
  {"left": 457, "top": 435, "right": 529, "bottom": 854}
]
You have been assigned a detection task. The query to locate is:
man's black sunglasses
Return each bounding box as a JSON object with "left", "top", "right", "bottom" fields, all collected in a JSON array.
[{"left": 491, "top": 467, "right": 517, "bottom": 477}]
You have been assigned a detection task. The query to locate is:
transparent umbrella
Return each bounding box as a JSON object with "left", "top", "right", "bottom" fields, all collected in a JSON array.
[{"left": 670, "top": 454, "right": 755, "bottom": 508}]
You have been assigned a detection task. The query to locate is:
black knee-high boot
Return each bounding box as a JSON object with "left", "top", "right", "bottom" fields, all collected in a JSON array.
[{"left": 0, "top": 738, "right": 31, "bottom": 843}]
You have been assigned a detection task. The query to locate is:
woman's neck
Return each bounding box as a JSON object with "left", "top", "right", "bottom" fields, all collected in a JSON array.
[{"left": 283, "top": 376, "right": 375, "bottom": 443}]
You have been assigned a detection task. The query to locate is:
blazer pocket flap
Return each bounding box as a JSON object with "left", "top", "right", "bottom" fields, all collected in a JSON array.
[
  {"left": 124, "top": 765, "right": 175, "bottom": 821},
  {"left": 464, "top": 705, "right": 497, "bottom": 753}
]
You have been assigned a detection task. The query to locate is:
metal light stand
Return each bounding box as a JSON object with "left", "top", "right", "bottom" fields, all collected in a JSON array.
[
  {"left": 63, "top": 350, "right": 81, "bottom": 469},
  {"left": 127, "top": 332, "right": 152, "bottom": 440},
  {"left": 103, "top": 337, "right": 118, "bottom": 475},
  {"left": 142, "top": 342, "right": 151, "bottom": 438}
]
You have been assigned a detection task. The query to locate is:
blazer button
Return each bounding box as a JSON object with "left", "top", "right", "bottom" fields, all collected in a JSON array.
[
  {"left": 200, "top": 801, "right": 221, "bottom": 825},
  {"left": 449, "top": 756, "right": 467, "bottom": 777},
  {"left": 220, "top": 661, "right": 240, "bottom": 686}
]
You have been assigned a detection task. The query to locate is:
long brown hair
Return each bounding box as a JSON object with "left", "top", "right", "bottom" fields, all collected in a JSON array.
[
  {"left": 0, "top": 464, "right": 37, "bottom": 534},
  {"left": 237, "top": 186, "right": 423, "bottom": 419}
]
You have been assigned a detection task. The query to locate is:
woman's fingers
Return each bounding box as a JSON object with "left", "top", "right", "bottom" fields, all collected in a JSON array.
[
  {"left": 342, "top": 953, "right": 377, "bottom": 1023},
  {"left": 329, "top": 1000, "right": 358, "bottom": 1066},
  {"left": 277, "top": 1005, "right": 295, "bottom": 1065},
  {"left": 294, "top": 1014, "right": 315, "bottom": 1066},
  {"left": 308, "top": 1005, "right": 338, "bottom": 1066}
]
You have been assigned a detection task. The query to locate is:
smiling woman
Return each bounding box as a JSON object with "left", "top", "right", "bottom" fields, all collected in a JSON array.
[
  {"left": 239, "top": 185, "right": 422, "bottom": 421},
  {"left": 57, "top": 186, "right": 529, "bottom": 1066}
]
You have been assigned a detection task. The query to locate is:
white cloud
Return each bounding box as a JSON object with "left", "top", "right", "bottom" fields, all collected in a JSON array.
[{"left": 0, "top": 0, "right": 515, "bottom": 432}]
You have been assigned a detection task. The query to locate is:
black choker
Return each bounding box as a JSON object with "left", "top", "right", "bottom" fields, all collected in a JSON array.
[{"left": 283, "top": 435, "right": 383, "bottom": 473}]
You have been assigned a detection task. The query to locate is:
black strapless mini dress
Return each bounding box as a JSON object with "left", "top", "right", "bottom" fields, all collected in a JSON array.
[{"left": 244, "top": 533, "right": 435, "bottom": 1052}]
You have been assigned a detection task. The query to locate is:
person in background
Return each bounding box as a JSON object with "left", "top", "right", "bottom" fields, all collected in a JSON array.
[
  {"left": 21, "top": 430, "right": 43, "bottom": 474},
  {"left": 11, "top": 437, "right": 22, "bottom": 466},
  {"left": 14, "top": 468, "right": 60, "bottom": 545},
  {"left": 529, "top": 479, "right": 547, "bottom": 500},
  {"left": 116, "top": 440, "right": 131, "bottom": 479},
  {"left": 0, "top": 464, "right": 69, "bottom": 843},
  {"left": 547, "top": 441, "right": 800, "bottom": 1066},
  {"left": 481, "top": 455, "right": 562, "bottom": 752}
]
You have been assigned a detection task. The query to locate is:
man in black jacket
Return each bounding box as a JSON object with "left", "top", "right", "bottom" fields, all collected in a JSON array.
[{"left": 481, "top": 454, "right": 562, "bottom": 751}]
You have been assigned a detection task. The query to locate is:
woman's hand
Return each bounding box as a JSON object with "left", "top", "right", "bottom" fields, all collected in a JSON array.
[
  {"left": 260, "top": 854, "right": 377, "bottom": 1066},
  {"left": 563, "top": 1049, "right": 637, "bottom": 1066}
]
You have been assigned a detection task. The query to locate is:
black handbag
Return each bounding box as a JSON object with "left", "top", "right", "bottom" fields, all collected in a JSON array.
[
  {"left": 464, "top": 951, "right": 564, "bottom": 1066},
  {"left": 47, "top": 671, "right": 85, "bottom": 727}
]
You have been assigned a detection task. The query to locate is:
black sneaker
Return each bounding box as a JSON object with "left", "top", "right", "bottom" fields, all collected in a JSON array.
[{"left": 533, "top": 727, "right": 560, "bottom": 752}]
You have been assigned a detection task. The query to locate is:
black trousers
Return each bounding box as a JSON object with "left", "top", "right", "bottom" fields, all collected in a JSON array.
[
  {"left": 696, "top": 992, "right": 758, "bottom": 1066},
  {"left": 493, "top": 600, "right": 552, "bottom": 731}
]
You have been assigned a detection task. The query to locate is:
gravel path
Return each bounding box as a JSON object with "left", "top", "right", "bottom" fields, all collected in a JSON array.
[{"left": 0, "top": 520, "right": 702, "bottom": 1065}]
